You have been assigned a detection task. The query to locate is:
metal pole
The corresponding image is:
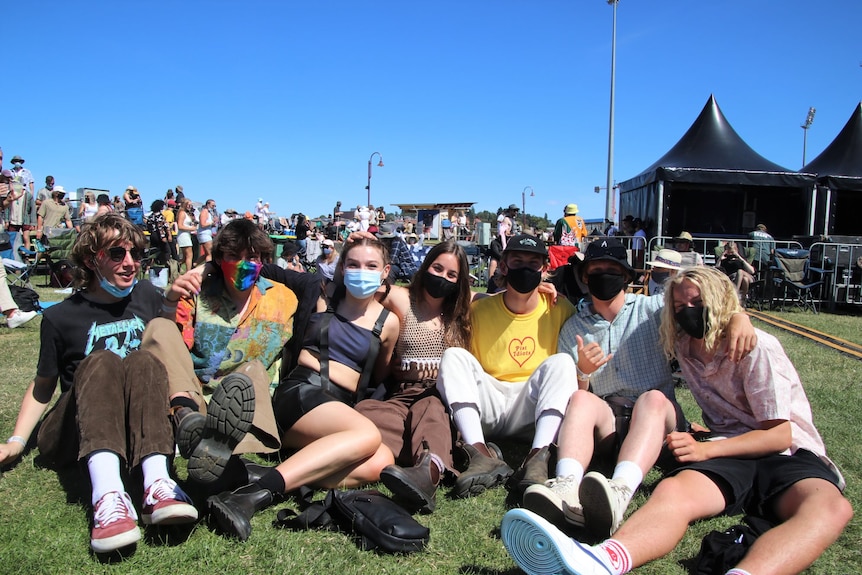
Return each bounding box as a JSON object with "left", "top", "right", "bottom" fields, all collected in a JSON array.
[
  {"left": 367, "top": 158, "right": 372, "bottom": 207},
  {"left": 605, "top": 0, "right": 618, "bottom": 223}
]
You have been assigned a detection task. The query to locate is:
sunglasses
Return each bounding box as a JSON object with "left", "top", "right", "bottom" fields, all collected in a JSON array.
[{"left": 105, "top": 246, "right": 143, "bottom": 262}]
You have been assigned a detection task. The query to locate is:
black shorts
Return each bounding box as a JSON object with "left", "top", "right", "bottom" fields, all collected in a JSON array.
[
  {"left": 670, "top": 449, "right": 842, "bottom": 522},
  {"left": 272, "top": 366, "right": 356, "bottom": 433}
]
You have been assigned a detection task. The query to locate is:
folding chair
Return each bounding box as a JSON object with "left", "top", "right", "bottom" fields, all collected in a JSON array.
[
  {"left": 16, "top": 241, "right": 57, "bottom": 288},
  {"left": 3, "top": 257, "right": 33, "bottom": 289},
  {"left": 771, "top": 249, "right": 823, "bottom": 313}
]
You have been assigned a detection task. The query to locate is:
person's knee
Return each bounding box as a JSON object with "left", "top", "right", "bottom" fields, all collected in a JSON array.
[
  {"left": 633, "top": 389, "right": 672, "bottom": 415},
  {"left": 75, "top": 350, "right": 123, "bottom": 387},
  {"left": 568, "top": 389, "right": 600, "bottom": 411}
]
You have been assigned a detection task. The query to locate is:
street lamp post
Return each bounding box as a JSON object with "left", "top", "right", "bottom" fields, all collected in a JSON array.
[
  {"left": 801, "top": 107, "right": 816, "bottom": 167},
  {"left": 366, "top": 152, "right": 384, "bottom": 207},
  {"left": 522, "top": 186, "right": 534, "bottom": 230},
  {"left": 605, "top": 0, "right": 619, "bottom": 223}
]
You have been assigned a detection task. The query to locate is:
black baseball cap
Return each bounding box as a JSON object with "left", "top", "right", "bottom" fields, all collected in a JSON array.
[
  {"left": 581, "top": 238, "right": 635, "bottom": 280},
  {"left": 503, "top": 234, "right": 548, "bottom": 257}
]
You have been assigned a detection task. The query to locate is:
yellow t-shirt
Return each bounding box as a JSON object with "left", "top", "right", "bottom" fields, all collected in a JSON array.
[{"left": 470, "top": 292, "right": 575, "bottom": 383}]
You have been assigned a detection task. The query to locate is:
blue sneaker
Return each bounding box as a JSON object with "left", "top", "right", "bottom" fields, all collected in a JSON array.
[{"left": 501, "top": 508, "right": 613, "bottom": 575}]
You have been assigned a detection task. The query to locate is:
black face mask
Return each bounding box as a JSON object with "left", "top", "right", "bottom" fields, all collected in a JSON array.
[
  {"left": 423, "top": 270, "right": 458, "bottom": 299},
  {"left": 651, "top": 270, "right": 670, "bottom": 285},
  {"left": 675, "top": 306, "right": 707, "bottom": 339},
  {"left": 506, "top": 266, "right": 543, "bottom": 294},
  {"left": 587, "top": 272, "right": 628, "bottom": 301}
]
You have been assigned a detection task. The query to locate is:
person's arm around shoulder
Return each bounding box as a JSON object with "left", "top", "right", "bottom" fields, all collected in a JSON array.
[
  {"left": 726, "top": 312, "right": 757, "bottom": 362},
  {"left": 0, "top": 376, "right": 59, "bottom": 464},
  {"left": 666, "top": 419, "right": 791, "bottom": 463}
]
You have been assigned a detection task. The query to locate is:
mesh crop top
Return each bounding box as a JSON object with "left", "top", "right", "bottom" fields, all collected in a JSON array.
[
  {"left": 393, "top": 299, "right": 446, "bottom": 385},
  {"left": 302, "top": 311, "right": 373, "bottom": 373}
]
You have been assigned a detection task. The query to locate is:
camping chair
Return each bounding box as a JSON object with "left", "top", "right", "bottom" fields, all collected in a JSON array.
[
  {"left": 16, "top": 241, "right": 58, "bottom": 288},
  {"left": 771, "top": 249, "right": 823, "bottom": 313},
  {"left": 4, "top": 257, "right": 33, "bottom": 289}
]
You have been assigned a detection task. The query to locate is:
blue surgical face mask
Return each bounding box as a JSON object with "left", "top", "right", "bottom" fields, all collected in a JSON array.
[
  {"left": 344, "top": 269, "right": 382, "bottom": 299},
  {"left": 322, "top": 248, "right": 333, "bottom": 256},
  {"left": 95, "top": 267, "right": 137, "bottom": 298}
]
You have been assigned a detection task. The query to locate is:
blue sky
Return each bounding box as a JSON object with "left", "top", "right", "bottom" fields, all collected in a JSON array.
[{"left": 5, "top": 1, "right": 861, "bottom": 223}]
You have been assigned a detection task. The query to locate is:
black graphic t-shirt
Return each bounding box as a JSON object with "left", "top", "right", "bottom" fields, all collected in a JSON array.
[{"left": 37, "top": 281, "right": 163, "bottom": 392}]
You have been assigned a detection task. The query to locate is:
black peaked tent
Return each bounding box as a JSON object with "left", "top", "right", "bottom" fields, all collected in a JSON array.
[
  {"left": 802, "top": 102, "right": 862, "bottom": 236},
  {"left": 617, "top": 95, "right": 816, "bottom": 240}
]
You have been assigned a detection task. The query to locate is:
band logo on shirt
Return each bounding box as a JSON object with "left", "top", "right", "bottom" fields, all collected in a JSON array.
[
  {"left": 509, "top": 337, "right": 536, "bottom": 367},
  {"left": 85, "top": 316, "right": 148, "bottom": 358}
]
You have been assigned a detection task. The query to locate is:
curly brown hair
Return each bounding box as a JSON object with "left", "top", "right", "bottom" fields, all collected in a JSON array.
[{"left": 71, "top": 213, "right": 147, "bottom": 289}]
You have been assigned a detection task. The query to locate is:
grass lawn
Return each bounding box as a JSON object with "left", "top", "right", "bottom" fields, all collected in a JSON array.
[{"left": 1, "top": 288, "right": 860, "bottom": 574}]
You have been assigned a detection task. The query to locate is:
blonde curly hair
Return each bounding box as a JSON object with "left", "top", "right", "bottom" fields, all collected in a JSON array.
[{"left": 660, "top": 266, "right": 742, "bottom": 359}]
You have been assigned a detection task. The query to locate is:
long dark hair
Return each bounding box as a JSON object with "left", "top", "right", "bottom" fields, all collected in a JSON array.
[{"left": 408, "top": 240, "right": 472, "bottom": 349}]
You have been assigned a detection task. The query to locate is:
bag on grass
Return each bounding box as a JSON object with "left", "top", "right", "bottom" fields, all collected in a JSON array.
[
  {"left": 274, "top": 488, "right": 429, "bottom": 554},
  {"left": 10, "top": 285, "right": 41, "bottom": 312},
  {"left": 693, "top": 515, "right": 773, "bottom": 574}
]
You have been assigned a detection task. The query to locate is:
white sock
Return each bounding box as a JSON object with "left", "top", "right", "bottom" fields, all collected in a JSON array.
[
  {"left": 555, "top": 458, "right": 585, "bottom": 484},
  {"left": 87, "top": 451, "right": 125, "bottom": 506},
  {"left": 726, "top": 570, "right": 752, "bottom": 575},
  {"left": 611, "top": 460, "right": 643, "bottom": 494},
  {"left": 452, "top": 405, "right": 485, "bottom": 446},
  {"left": 532, "top": 411, "right": 563, "bottom": 449},
  {"left": 141, "top": 454, "right": 171, "bottom": 491}
]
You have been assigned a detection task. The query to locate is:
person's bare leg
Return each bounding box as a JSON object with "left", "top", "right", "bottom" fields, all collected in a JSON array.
[
  {"left": 611, "top": 470, "right": 727, "bottom": 566},
  {"left": 615, "top": 390, "right": 677, "bottom": 474},
  {"left": 556, "top": 390, "right": 615, "bottom": 466},
  {"left": 277, "top": 402, "right": 392, "bottom": 491},
  {"left": 735, "top": 478, "right": 852, "bottom": 575}
]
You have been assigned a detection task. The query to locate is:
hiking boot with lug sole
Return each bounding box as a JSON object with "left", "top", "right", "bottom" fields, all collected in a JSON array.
[{"left": 188, "top": 373, "right": 255, "bottom": 484}]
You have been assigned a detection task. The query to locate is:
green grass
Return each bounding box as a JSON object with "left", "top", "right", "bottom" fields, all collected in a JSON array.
[{"left": 0, "top": 289, "right": 860, "bottom": 573}]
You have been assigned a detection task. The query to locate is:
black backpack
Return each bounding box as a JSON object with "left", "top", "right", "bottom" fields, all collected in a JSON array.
[
  {"left": 274, "top": 488, "right": 430, "bottom": 554},
  {"left": 10, "top": 285, "right": 41, "bottom": 312}
]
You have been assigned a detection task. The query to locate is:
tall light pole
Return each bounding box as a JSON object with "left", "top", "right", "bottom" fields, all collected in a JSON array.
[
  {"left": 366, "top": 152, "right": 384, "bottom": 207},
  {"left": 605, "top": 0, "right": 619, "bottom": 223},
  {"left": 801, "top": 107, "right": 816, "bottom": 167},
  {"left": 521, "top": 186, "right": 534, "bottom": 230}
]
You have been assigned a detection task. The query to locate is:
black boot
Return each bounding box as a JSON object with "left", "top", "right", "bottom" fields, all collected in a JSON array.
[
  {"left": 171, "top": 405, "right": 205, "bottom": 459},
  {"left": 380, "top": 446, "right": 440, "bottom": 514},
  {"left": 207, "top": 483, "right": 273, "bottom": 541}
]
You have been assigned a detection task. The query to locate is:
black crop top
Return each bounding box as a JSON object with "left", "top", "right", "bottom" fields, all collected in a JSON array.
[{"left": 302, "top": 311, "right": 373, "bottom": 373}]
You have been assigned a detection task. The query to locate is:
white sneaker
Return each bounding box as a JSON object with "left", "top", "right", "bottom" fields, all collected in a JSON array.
[
  {"left": 6, "top": 309, "right": 37, "bottom": 329},
  {"left": 579, "top": 471, "right": 632, "bottom": 538},
  {"left": 501, "top": 508, "right": 614, "bottom": 575},
  {"left": 523, "top": 475, "right": 585, "bottom": 528}
]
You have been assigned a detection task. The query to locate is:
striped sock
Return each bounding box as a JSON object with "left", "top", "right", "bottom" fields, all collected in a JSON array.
[{"left": 597, "top": 538, "right": 633, "bottom": 575}]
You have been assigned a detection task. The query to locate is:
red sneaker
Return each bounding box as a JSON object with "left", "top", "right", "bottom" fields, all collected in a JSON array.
[
  {"left": 90, "top": 491, "right": 141, "bottom": 553},
  {"left": 142, "top": 478, "right": 199, "bottom": 525}
]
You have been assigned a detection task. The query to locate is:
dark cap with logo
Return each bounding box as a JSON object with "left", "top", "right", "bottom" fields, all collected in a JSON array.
[
  {"left": 581, "top": 238, "right": 635, "bottom": 280},
  {"left": 503, "top": 234, "right": 548, "bottom": 257}
]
